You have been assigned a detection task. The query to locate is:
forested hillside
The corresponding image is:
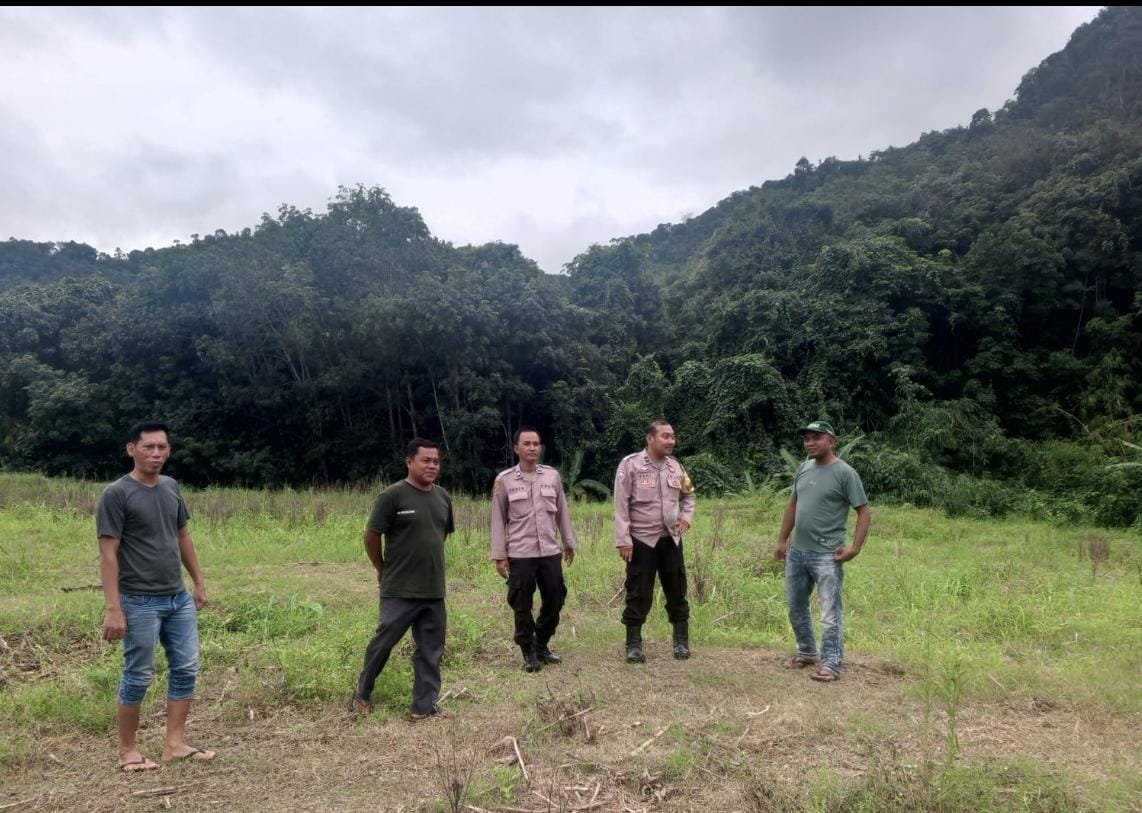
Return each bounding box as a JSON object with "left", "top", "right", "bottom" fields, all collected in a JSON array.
[{"left": 1, "top": 7, "right": 1139, "bottom": 524}]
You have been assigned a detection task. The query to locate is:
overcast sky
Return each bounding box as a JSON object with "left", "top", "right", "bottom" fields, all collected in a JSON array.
[{"left": 0, "top": 7, "right": 1102, "bottom": 273}]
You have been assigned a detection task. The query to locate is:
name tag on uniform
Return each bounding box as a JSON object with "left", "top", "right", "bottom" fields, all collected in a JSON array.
[{"left": 637, "top": 474, "right": 654, "bottom": 489}]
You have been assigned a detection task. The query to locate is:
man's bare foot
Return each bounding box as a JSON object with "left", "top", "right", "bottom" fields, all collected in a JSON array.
[
  {"left": 161, "top": 745, "right": 215, "bottom": 763},
  {"left": 118, "top": 750, "right": 160, "bottom": 772}
]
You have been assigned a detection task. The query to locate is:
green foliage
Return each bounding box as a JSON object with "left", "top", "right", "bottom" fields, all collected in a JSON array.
[
  {"left": 558, "top": 448, "right": 611, "bottom": 502},
  {"left": 2, "top": 10, "right": 1142, "bottom": 505},
  {"left": 679, "top": 452, "right": 742, "bottom": 496}
]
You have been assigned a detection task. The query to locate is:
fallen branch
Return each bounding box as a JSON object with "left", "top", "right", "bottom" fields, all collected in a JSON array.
[
  {"left": 607, "top": 586, "right": 625, "bottom": 605},
  {"left": 746, "top": 705, "right": 771, "bottom": 717},
  {"left": 629, "top": 728, "right": 666, "bottom": 757},
  {"left": 59, "top": 584, "right": 102, "bottom": 593},
  {"left": 511, "top": 737, "right": 530, "bottom": 782},
  {"left": 0, "top": 799, "right": 36, "bottom": 811},
  {"left": 129, "top": 786, "right": 187, "bottom": 798}
]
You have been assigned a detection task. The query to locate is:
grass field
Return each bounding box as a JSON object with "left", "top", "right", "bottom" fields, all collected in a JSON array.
[{"left": 1, "top": 472, "right": 1139, "bottom": 812}]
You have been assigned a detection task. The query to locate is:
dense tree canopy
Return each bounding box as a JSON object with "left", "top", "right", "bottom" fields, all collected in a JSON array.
[{"left": 1, "top": 8, "right": 1140, "bottom": 523}]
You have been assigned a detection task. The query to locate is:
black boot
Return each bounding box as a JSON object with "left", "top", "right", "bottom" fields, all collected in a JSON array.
[
  {"left": 536, "top": 637, "right": 561, "bottom": 665},
  {"left": 521, "top": 644, "right": 542, "bottom": 673},
  {"left": 672, "top": 622, "right": 690, "bottom": 660},
  {"left": 625, "top": 626, "right": 646, "bottom": 664}
]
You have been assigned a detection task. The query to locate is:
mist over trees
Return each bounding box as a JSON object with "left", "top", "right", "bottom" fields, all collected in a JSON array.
[{"left": 2, "top": 7, "right": 1140, "bottom": 524}]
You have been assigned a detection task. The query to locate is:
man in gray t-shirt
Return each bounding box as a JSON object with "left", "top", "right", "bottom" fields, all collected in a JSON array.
[
  {"left": 96, "top": 421, "right": 213, "bottom": 771},
  {"left": 774, "top": 421, "right": 871, "bottom": 682}
]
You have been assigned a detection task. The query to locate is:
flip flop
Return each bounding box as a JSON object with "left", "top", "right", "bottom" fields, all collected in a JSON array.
[
  {"left": 163, "top": 747, "right": 215, "bottom": 763},
  {"left": 809, "top": 667, "right": 839, "bottom": 682},
  {"left": 786, "top": 655, "right": 818, "bottom": 669},
  {"left": 118, "top": 758, "right": 159, "bottom": 773}
]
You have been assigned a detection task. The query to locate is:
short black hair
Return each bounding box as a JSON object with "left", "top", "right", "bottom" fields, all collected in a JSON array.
[
  {"left": 645, "top": 419, "right": 672, "bottom": 438},
  {"left": 513, "top": 426, "right": 542, "bottom": 445},
  {"left": 405, "top": 438, "right": 440, "bottom": 459},
  {"left": 128, "top": 421, "right": 170, "bottom": 444}
]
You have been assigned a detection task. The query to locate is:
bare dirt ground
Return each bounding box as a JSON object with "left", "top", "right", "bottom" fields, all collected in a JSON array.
[{"left": 3, "top": 645, "right": 1137, "bottom": 812}]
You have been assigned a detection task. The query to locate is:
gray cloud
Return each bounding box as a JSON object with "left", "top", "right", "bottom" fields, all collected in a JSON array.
[{"left": 0, "top": 6, "right": 1103, "bottom": 272}]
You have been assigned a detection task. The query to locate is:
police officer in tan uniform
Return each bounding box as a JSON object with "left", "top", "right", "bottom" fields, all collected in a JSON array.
[
  {"left": 614, "top": 419, "right": 695, "bottom": 663},
  {"left": 491, "top": 427, "right": 577, "bottom": 672}
]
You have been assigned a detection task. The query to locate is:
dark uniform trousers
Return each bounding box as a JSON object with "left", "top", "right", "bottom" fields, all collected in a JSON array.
[
  {"left": 356, "top": 596, "right": 446, "bottom": 715},
  {"left": 622, "top": 536, "right": 690, "bottom": 627},
  {"left": 507, "top": 553, "right": 567, "bottom": 647}
]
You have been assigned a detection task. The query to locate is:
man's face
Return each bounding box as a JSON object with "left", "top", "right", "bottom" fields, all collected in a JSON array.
[
  {"left": 127, "top": 430, "right": 170, "bottom": 475},
  {"left": 802, "top": 431, "right": 834, "bottom": 460},
  {"left": 646, "top": 424, "right": 676, "bottom": 459},
  {"left": 406, "top": 446, "right": 441, "bottom": 486},
  {"left": 514, "top": 431, "right": 541, "bottom": 466}
]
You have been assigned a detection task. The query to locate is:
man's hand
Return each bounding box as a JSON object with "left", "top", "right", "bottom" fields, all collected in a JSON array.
[
  {"left": 563, "top": 548, "right": 575, "bottom": 566},
  {"left": 192, "top": 583, "right": 208, "bottom": 610},
  {"left": 495, "top": 559, "right": 510, "bottom": 578},
  {"left": 834, "top": 545, "right": 860, "bottom": 563},
  {"left": 674, "top": 518, "right": 690, "bottom": 536},
  {"left": 774, "top": 540, "right": 789, "bottom": 562},
  {"left": 617, "top": 545, "right": 633, "bottom": 562},
  {"left": 102, "top": 607, "right": 126, "bottom": 641}
]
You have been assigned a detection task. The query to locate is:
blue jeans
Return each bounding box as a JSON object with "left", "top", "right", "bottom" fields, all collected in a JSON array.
[
  {"left": 785, "top": 548, "right": 844, "bottom": 673},
  {"left": 118, "top": 590, "right": 200, "bottom": 705}
]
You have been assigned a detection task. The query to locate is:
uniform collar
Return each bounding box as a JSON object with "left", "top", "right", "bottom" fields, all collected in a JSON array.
[{"left": 641, "top": 450, "right": 670, "bottom": 469}]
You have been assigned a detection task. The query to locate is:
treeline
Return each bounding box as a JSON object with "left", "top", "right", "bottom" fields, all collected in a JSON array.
[{"left": 1, "top": 8, "right": 1140, "bottom": 524}]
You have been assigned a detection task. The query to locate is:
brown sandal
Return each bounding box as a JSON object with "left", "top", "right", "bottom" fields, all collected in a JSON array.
[
  {"left": 349, "top": 694, "right": 374, "bottom": 715},
  {"left": 786, "top": 655, "right": 818, "bottom": 669},
  {"left": 809, "top": 666, "right": 839, "bottom": 682}
]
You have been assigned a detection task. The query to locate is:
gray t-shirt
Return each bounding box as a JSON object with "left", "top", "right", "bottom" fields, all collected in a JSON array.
[
  {"left": 791, "top": 459, "right": 867, "bottom": 553},
  {"left": 96, "top": 475, "right": 189, "bottom": 595}
]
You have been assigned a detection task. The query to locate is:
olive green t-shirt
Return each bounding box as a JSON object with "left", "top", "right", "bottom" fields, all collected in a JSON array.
[
  {"left": 367, "top": 481, "right": 454, "bottom": 599},
  {"left": 791, "top": 459, "right": 868, "bottom": 553}
]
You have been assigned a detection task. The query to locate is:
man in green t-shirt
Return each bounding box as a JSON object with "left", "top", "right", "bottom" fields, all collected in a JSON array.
[
  {"left": 351, "top": 438, "right": 455, "bottom": 720},
  {"left": 774, "top": 421, "right": 871, "bottom": 682}
]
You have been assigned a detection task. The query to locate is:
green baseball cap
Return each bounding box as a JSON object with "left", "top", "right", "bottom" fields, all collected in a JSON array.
[{"left": 799, "top": 420, "right": 836, "bottom": 437}]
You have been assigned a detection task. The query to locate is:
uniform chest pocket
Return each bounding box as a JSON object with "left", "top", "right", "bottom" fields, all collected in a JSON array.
[
  {"left": 539, "top": 485, "right": 558, "bottom": 512},
  {"left": 633, "top": 474, "right": 657, "bottom": 502},
  {"left": 507, "top": 488, "right": 532, "bottom": 518},
  {"left": 666, "top": 475, "right": 682, "bottom": 490}
]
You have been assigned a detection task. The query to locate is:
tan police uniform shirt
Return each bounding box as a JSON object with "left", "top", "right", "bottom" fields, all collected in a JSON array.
[
  {"left": 613, "top": 451, "right": 695, "bottom": 548},
  {"left": 490, "top": 464, "right": 577, "bottom": 560}
]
